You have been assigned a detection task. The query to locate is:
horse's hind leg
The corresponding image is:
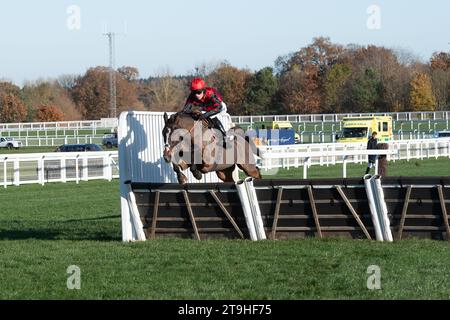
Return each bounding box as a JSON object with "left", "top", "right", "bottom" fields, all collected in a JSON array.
[
  {"left": 216, "top": 166, "right": 236, "bottom": 182},
  {"left": 190, "top": 165, "right": 203, "bottom": 180},
  {"left": 237, "top": 164, "right": 262, "bottom": 180},
  {"left": 173, "top": 164, "right": 188, "bottom": 185}
]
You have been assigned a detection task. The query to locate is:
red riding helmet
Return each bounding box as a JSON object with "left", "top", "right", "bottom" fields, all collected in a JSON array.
[{"left": 190, "top": 78, "right": 206, "bottom": 91}]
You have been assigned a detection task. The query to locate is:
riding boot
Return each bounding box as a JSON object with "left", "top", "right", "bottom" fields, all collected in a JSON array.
[
  {"left": 365, "top": 167, "right": 370, "bottom": 175},
  {"left": 211, "top": 118, "right": 228, "bottom": 148}
]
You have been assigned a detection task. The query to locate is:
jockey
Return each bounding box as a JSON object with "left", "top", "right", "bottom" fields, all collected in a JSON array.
[{"left": 183, "top": 77, "right": 228, "bottom": 139}]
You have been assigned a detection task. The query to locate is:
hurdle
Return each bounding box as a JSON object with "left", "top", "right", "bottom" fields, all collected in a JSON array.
[
  {"left": 119, "top": 111, "right": 450, "bottom": 242},
  {"left": 118, "top": 111, "right": 246, "bottom": 241}
]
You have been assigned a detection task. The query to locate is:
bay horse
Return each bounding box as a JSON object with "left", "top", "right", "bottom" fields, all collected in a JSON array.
[{"left": 162, "top": 112, "right": 261, "bottom": 184}]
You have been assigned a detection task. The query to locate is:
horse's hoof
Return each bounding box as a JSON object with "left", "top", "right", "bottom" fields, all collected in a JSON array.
[
  {"left": 193, "top": 170, "right": 202, "bottom": 180},
  {"left": 178, "top": 175, "right": 188, "bottom": 185}
]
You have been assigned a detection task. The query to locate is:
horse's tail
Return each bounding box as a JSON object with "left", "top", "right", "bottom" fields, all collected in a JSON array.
[
  {"left": 232, "top": 126, "right": 261, "bottom": 157},
  {"left": 245, "top": 135, "right": 261, "bottom": 157}
]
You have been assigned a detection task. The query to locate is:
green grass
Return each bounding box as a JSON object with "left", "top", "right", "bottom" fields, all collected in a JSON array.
[
  {"left": 1, "top": 159, "right": 450, "bottom": 299},
  {"left": 0, "top": 146, "right": 58, "bottom": 154}
]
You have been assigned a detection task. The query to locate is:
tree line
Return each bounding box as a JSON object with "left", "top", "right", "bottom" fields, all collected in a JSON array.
[{"left": 0, "top": 37, "right": 449, "bottom": 122}]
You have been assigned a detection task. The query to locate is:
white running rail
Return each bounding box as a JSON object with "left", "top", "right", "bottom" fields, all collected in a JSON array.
[
  {"left": 1, "top": 138, "right": 449, "bottom": 187},
  {"left": 0, "top": 151, "right": 119, "bottom": 188},
  {"left": 257, "top": 138, "right": 450, "bottom": 177}
]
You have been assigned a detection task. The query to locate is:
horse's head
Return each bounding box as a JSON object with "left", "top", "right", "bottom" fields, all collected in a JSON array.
[
  {"left": 162, "top": 112, "right": 195, "bottom": 163},
  {"left": 162, "top": 112, "right": 175, "bottom": 163}
]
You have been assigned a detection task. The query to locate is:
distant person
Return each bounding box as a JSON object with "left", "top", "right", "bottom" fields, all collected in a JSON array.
[{"left": 365, "top": 132, "right": 378, "bottom": 175}]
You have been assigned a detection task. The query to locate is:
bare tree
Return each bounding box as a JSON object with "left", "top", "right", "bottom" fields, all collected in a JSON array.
[
  {"left": 146, "top": 68, "right": 187, "bottom": 112},
  {"left": 57, "top": 74, "right": 78, "bottom": 90}
]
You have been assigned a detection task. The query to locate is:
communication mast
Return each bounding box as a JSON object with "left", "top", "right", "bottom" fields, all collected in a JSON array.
[{"left": 103, "top": 32, "right": 117, "bottom": 118}]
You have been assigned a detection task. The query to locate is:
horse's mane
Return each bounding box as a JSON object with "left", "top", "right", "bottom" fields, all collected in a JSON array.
[{"left": 171, "top": 112, "right": 197, "bottom": 123}]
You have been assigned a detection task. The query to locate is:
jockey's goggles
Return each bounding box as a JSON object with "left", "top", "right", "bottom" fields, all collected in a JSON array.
[{"left": 192, "top": 89, "right": 205, "bottom": 95}]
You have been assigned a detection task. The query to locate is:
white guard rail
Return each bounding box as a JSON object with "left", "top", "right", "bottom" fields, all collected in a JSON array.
[
  {"left": 1, "top": 138, "right": 450, "bottom": 187},
  {"left": 231, "top": 110, "right": 450, "bottom": 124},
  {"left": 2, "top": 111, "right": 449, "bottom": 133},
  {"left": 257, "top": 138, "right": 450, "bottom": 178},
  {"left": 7, "top": 135, "right": 105, "bottom": 147},
  {"left": 0, "top": 151, "right": 119, "bottom": 188},
  {"left": 0, "top": 118, "right": 118, "bottom": 133}
]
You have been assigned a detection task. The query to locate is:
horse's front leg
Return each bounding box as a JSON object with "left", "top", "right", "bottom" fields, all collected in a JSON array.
[
  {"left": 190, "top": 164, "right": 203, "bottom": 180},
  {"left": 189, "top": 145, "right": 203, "bottom": 180},
  {"left": 173, "top": 163, "right": 188, "bottom": 185}
]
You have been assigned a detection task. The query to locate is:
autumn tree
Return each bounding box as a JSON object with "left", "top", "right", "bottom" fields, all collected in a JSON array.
[
  {"left": 0, "top": 82, "right": 22, "bottom": 96},
  {"left": 431, "top": 69, "right": 449, "bottom": 110},
  {"left": 22, "top": 80, "right": 82, "bottom": 121},
  {"left": 275, "top": 37, "right": 343, "bottom": 113},
  {"left": 0, "top": 93, "right": 28, "bottom": 123},
  {"left": 410, "top": 73, "right": 436, "bottom": 111},
  {"left": 430, "top": 52, "right": 450, "bottom": 70},
  {"left": 34, "top": 105, "right": 64, "bottom": 122},
  {"left": 71, "top": 66, "right": 144, "bottom": 119},
  {"left": 207, "top": 63, "right": 252, "bottom": 115},
  {"left": 277, "top": 64, "right": 320, "bottom": 114},
  {"left": 430, "top": 52, "right": 450, "bottom": 110},
  {"left": 276, "top": 37, "right": 343, "bottom": 76},
  {"left": 379, "top": 49, "right": 414, "bottom": 112},
  {"left": 341, "top": 45, "right": 415, "bottom": 112}
]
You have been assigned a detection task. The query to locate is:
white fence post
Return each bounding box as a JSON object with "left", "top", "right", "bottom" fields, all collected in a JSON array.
[
  {"left": 38, "top": 156, "right": 45, "bottom": 186},
  {"left": 303, "top": 157, "right": 308, "bottom": 179},
  {"left": 448, "top": 141, "right": 450, "bottom": 158},
  {"left": 75, "top": 155, "right": 80, "bottom": 184},
  {"left": 103, "top": 154, "right": 113, "bottom": 181},
  {"left": 13, "top": 159, "right": 19, "bottom": 186},
  {"left": 82, "top": 155, "right": 88, "bottom": 181},
  {"left": 61, "top": 158, "right": 66, "bottom": 183},
  {"left": 435, "top": 141, "right": 438, "bottom": 159},
  {"left": 343, "top": 156, "right": 347, "bottom": 178},
  {"left": 3, "top": 159, "right": 7, "bottom": 189}
]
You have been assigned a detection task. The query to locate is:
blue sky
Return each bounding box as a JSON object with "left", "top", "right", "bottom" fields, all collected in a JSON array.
[{"left": 1, "top": 0, "right": 449, "bottom": 85}]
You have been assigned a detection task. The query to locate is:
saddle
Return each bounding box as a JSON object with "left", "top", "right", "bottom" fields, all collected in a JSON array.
[
  {"left": 184, "top": 112, "right": 219, "bottom": 131},
  {"left": 185, "top": 112, "right": 232, "bottom": 148}
]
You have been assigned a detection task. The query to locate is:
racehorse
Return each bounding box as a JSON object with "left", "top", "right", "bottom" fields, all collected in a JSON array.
[{"left": 162, "top": 112, "right": 261, "bottom": 184}]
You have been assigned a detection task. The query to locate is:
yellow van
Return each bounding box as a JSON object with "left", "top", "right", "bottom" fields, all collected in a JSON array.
[
  {"left": 337, "top": 116, "right": 393, "bottom": 143},
  {"left": 272, "top": 121, "right": 301, "bottom": 143}
]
